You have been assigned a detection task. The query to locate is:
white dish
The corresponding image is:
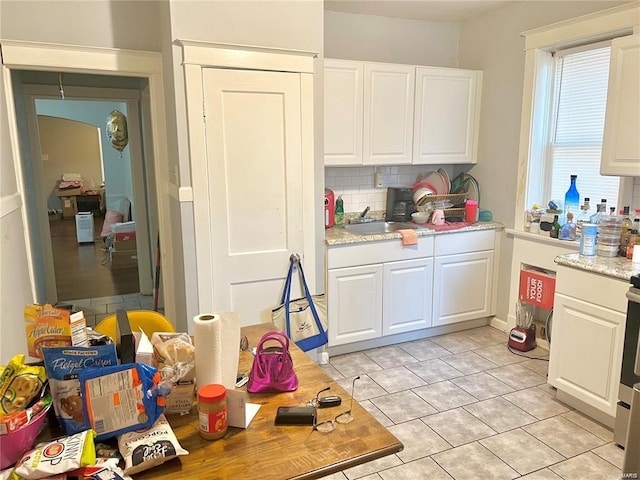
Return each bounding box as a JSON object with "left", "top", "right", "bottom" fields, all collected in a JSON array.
[
  {"left": 462, "top": 175, "right": 480, "bottom": 203},
  {"left": 411, "top": 211, "right": 430, "bottom": 224},
  {"left": 437, "top": 168, "right": 450, "bottom": 195},
  {"left": 414, "top": 187, "right": 435, "bottom": 206},
  {"left": 424, "top": 171, "right": 447, "bottom": 195}
]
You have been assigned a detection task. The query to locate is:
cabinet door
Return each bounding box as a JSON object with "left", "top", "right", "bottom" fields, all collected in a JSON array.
[
  {"left": 413, "top": 67, "right": 482, "bottom": 165},
  {"left": 363, "top": 63, "right": 415, "bottom": 165},
  {"left": 433, "top": 251, "right": 493, "bottom": 326},
  {"left": 324, "top": 59, "right": 363, "bottom": 166},
  {"left": 601, "top": 34, "right": 640, "bottom": 176},
  {"left": 548, "top": 293, "right": 625, "bottom": 417},
  {"left": 383, "top": 258, "right": 433, "bottom": 336},
  {"left": 328, "top": 264, "right": 383, "bottom": 346}
]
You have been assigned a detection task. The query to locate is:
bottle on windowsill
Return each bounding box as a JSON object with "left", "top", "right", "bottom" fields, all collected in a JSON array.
[
  {"left": 563, "top": 175, "right": 580, "bottom": 225},
  {"left": 620, "top": 207, "right": 633, "bottom": 256},
  {"left": 575, "top": 197, "right": 592, "bottom": 238},
  {"left": 559, "top": 212, "right": 576, "bottom": 241},
  {"left": 590, "top": 199, "right": 607, "bottom": 224}
]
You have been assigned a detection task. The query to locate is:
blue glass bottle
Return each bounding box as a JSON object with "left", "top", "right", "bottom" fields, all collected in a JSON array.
[{"left": 564, "top": 175, "right": 580, "bottom": 225}]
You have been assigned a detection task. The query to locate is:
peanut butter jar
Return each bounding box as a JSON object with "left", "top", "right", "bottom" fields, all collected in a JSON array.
[{"left": 197, "top": 384, "right": 228, "bottom": 440}]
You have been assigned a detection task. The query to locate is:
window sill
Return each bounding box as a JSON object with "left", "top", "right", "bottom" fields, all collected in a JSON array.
[{"left": 505, "top": 228, "right": 580, "bottom": 251}]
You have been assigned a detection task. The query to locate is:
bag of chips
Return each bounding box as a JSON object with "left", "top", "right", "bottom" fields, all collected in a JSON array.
[
  {"left": 0, "top": 355, "right": 46, "bottom": 415},
  {"left": 10, "top": 429, "right": 96, "bottom": 480},
  {"left": 117, "top": 414, "right": 188, "bottom": 475},
  {"left": 79, "top": 363, "right": 165, "bottom": 441},
  {"left": 42, "top": 345, "right": 118, "bottom": 435}
]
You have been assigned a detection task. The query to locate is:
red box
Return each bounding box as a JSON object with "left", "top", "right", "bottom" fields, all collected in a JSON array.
[
  {"left": 519, "top": 268, "right": 556, "bottom": 310},
  {"left": 115, "top": 231, "right": 136, "bottom": 241}
]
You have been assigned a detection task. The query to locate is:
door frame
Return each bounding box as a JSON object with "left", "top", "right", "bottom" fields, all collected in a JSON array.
[
  {"left": 177, "top": 40, "right": 318, "bottom": 316},
  {"left": 22, "top": 85, "right": 154, "bottom": 299},
  {"left": 1, "top": 40, "right": 175, "bottom": 319}
]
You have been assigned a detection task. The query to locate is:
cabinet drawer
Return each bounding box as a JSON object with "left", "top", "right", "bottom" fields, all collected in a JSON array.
[
  {"left": 434, "top": 230, "right": 494, "bottom": 256},
  {"left": 555, "top": 266, "right": 628, "bottom": 313},
  {"left": 327, "top": 236, "right": 434, "bottom": 269}
]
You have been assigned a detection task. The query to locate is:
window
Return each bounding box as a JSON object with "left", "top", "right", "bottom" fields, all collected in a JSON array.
[{"left": 546, "top": 44, "right": 621, "bottom": 211}]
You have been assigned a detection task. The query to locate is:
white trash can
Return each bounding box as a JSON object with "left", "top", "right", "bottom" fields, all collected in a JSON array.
[{"left": 75, "top": 212, "right": 94, "bottom": 243}]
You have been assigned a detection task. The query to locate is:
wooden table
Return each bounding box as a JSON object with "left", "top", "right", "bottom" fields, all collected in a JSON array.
[{"left": 135, "top": 323, "right": 403, "bottom": 479}]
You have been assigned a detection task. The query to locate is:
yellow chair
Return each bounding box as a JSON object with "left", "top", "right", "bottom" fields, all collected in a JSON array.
[{"left": 94, "top": 310, "right": 175, "bottom": 341}]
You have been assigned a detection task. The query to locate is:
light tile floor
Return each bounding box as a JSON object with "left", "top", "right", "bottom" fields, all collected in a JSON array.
[
  {"left": 319, "top": 326, "right": 624, "bottom": 480},
  {"left": 61, "top": 293, "right": 157, "bottom": 327}
]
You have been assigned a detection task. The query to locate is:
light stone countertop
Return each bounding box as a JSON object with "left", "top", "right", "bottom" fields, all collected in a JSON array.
[
  {"left": 325, "top": 221, "right": 504, "bottom": 246},
  {"left": 555, "top": 252, "right": 640, "bottom": 282}
]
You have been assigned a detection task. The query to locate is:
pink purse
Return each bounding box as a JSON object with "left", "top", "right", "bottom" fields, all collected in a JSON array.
[{"left": 247, "top": 331, "right": 298, "bottom": 393}]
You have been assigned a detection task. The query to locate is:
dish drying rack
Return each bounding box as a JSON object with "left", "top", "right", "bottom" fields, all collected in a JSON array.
[{"left": 416, "top": 193, "right": 468, "bottom": 220}]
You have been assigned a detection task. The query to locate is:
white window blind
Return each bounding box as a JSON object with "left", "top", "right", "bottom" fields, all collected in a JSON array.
[{"left": 549, "top": 45, "right": 621, "bottom": 211}]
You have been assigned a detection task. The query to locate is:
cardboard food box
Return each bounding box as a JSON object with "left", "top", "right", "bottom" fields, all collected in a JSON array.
[
  {"left": 519, "top": 267, "right": 556, "bottom": 310},
  {"left": 23, "top": 304, "right": 88, "bottom": 359}
]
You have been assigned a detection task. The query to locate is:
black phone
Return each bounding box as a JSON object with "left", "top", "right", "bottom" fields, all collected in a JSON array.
[
  {"left": 275, "top": 406, "right": 316, "bottom": 425},
  {"left": 318, "top": 395, "right": 342, "bottom": 408}
]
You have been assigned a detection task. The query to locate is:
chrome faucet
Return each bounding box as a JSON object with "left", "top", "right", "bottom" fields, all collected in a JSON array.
[{"left": 360, "top": 206, "right": 370, "bottom": 219}]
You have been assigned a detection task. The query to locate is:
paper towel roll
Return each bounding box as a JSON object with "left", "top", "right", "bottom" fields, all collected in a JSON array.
[{"left": 193, "top": 313, "right": 241, "bottom": 390}]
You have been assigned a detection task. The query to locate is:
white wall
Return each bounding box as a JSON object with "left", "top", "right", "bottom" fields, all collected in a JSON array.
[
  {"left": 0, "top": 64, "right": 32, "bottom": 362},
  {"left": 457, "top": 0, "right": 632, "bottom": 324},
  {"left": 0, "top": 0, "right": 162, "bottom": 51},
  {"left": 325, "top": 10, "right": 459, "bottom": 66}
]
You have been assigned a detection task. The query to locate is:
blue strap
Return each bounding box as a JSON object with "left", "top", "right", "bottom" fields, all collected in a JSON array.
[{"left": 283, "top": 258, "right": 325, "bottom": 338}]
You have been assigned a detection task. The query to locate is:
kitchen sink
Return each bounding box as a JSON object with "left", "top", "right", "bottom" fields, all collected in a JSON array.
[{"left": 344, "top": 221, "right": 427, "bottom": 235}]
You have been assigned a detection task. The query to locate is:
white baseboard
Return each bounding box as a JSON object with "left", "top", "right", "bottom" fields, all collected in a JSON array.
[{"left": 489, "top": 316, "right": 508, "bottom": 333}]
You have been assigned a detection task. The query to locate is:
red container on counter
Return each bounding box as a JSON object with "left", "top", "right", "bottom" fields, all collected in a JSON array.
[
  {"left": 325, "top": 189, "right": 335, "bottom": 228},
  {"left": 465, "top": 199, "right": 478, "bottom": 222}
]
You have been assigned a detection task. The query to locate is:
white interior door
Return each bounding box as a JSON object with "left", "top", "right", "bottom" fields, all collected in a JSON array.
[{"left": 202, "top": 68, "right": 304, "bottom": 326}]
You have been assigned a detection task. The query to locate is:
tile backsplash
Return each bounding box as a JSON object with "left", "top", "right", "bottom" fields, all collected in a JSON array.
[
  {"left": 326, "top": 166, "right": 640, "bottom": 218},
  {"left": 325, "top": 165, "right": 455, "bottom": 214}
]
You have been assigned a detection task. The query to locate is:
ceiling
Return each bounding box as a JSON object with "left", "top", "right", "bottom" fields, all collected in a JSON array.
[{"left": 324, "top": 0, "right": 524, "bottom": 23}]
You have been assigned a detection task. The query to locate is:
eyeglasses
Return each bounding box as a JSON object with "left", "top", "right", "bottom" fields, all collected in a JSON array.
[
  {"left": 308, "top": 386, "right": 331, "bottom": 408},
  {"left": 313, "top": 376, "right": 360, "bottom": 433}
]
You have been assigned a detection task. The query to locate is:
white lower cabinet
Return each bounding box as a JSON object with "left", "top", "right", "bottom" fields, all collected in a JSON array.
[
  {"left": 432, "top": 251, "right": 494, "bottom": 326},
  {"left": 432, "top": 230, "right": 495, "bottom": 327},
  {"left": 383, "top": 258, "right": 433, "bottom": 336},
  {"left": 328, "top": 264, "right": 383, "bottom": 346},
  {"left": 548, "top": 266, "right": 628, "bottom": 419},
  {"left": 327, "top": 229, "right": 497, "bottom": 348}
]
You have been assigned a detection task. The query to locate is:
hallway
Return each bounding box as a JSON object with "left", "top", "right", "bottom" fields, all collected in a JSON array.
[{"left": 49, "top": 214, "right": 139, "bottom": 301}]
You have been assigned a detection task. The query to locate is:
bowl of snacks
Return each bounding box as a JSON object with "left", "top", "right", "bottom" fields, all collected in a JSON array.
[{"left": 0, "top": 395, "right": 52, "bottom": 469}]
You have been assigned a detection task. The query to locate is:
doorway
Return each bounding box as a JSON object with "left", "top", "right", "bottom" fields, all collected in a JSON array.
[{"left": 19, "top": 79, "right": 153, "bottom": 305}]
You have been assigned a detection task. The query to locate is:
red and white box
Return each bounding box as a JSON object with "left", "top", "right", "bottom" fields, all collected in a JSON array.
[{"left": 519, "top": 267, "right": 556, "bottom": 310}]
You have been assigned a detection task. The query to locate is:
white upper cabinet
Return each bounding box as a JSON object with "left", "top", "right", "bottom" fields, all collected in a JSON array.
[
  {"left": 413, "top": 67, "right": 482, "bottom": 165},
  {"left": 324, "top": 59, "right": 364, "bottom": 166},
  {"left": 324, "top": 59, "right": 483, "bottom": 166},
  {"left": 363, "top": 63, "right": 415, "bottom": 165},
  {"left": 601, "top": 34, "right": 640, "bottom": 176}
]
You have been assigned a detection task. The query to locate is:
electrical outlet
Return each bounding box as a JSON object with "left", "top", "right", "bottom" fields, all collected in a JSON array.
[{"left": 374, "top": 172, "right": 384, "bottom": 188}]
